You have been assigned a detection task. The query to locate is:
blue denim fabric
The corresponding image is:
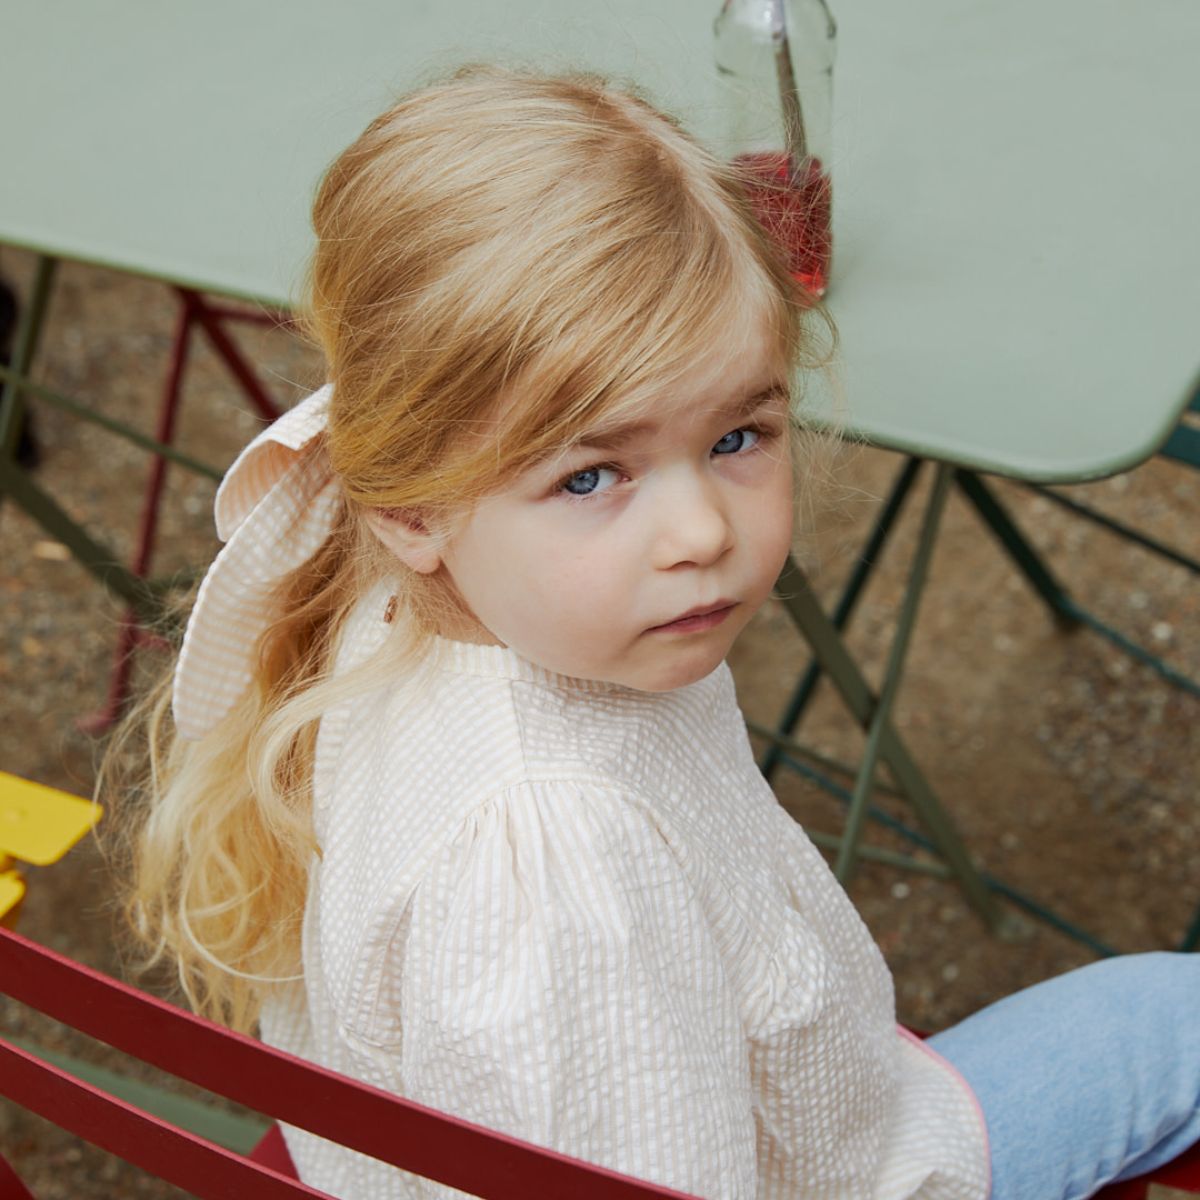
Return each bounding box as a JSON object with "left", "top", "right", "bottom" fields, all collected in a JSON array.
[{"left": 929, "top": 953, "right": 1200, "bottom": 1200}]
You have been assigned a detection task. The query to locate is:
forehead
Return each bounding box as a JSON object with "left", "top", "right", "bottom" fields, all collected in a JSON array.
[
  {"left": 572, "top": 311, "right": 788, "bottom": 442},
  {"left": 465, "top": 285, "right": 793, "bottom": 490}
]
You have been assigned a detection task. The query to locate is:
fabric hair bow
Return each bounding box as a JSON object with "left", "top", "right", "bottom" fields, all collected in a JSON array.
[{"left": 172, "top": 384, "right": 341, "bottom": 741}]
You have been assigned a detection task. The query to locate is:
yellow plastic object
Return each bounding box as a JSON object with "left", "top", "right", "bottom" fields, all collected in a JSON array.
[
  {"left": 0, "top": 772, "right": 102, "bottom": 866},
  {"left": 0, "top": 864, "right": 26, "bottom": 927}
]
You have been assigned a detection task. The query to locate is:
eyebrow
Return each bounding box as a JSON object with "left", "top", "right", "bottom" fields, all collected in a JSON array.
[{"left": 573, "top": 383, "right": 789, "bottom": 453}]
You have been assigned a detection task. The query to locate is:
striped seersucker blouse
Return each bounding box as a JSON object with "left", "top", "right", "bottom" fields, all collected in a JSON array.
[{"left": 259, "top": 579, "right": 989, "bottom": 1200}]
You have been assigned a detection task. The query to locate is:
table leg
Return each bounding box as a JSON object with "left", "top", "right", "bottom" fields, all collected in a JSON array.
[
  {"left": 0, "top": 255, "right": 160, "bottom": 616},
  {"left": 1, "top": 264, "right": 293, "bottom": 729},
  {"left": 954, "top": 469, "right": 1078, "bottom": 627},
  {"left": 834, "top": 463, "right": 952, "bottom": 883},
  {"left": 773, "top": 525, "right": 1010, "bottom": 933},
  {"left": 962, "top": 469, "right": 1200, "bottom": 699},
  {"left": 0, "top": 256, "right": 55, "bottom": 462},
  {"left": 761, "top": 456, "right": 924, "bottom": 780},
  {"left": 0, "top": 454, "right": 158, "bottom": 615}
]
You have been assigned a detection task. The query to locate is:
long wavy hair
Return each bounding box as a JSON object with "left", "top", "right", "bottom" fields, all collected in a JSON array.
[{"left": 106, "top": 64, "right": 834, "bottom": 1032}]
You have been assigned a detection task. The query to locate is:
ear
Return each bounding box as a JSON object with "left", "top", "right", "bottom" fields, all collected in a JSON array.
[{"left": 364, "top": 508, "right": 445, "bottom": 575}]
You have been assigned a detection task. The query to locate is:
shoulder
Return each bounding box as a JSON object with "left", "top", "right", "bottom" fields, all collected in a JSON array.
[
  {"left": 421, "top": 776, "right": 688, "bottom": 913},
  {"left": 315, "top": 776, "right": 708, "bottom": 1040}
]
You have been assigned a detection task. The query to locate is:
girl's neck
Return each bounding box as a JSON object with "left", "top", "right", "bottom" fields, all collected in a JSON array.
[{"left": 422, "top": 567, "right": 503, "bottom": 646}]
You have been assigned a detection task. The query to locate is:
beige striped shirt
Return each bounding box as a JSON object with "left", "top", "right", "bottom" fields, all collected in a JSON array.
[{"left": 260, "top": 580, "right": 988, "bottom": 1199}]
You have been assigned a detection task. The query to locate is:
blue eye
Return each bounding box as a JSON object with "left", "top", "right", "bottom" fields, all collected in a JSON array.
[
  {"left": 713, "top": 428, "right": 760, "bottom": 455},
  {"left": 560, "top": 464, "right": 620, "bottom": 497}
]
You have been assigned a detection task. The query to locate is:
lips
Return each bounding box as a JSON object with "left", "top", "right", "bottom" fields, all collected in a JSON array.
[{"left": 648, "top": 600, "right": 737, "bottom": 633}]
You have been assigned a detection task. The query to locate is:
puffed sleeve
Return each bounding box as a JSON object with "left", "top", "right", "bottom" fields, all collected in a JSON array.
[{"left": 347, "top": 780, "right": 759, "bottom": 1199}]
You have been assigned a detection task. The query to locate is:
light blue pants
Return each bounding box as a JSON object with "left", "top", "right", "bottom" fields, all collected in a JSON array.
[{"left": 929, "top": 952, "right": 1200, "bottom": 1200}]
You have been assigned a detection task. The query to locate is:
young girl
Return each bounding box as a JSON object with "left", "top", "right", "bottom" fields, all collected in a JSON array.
[{"left": 122, "top": 65, "right": 1200, "bottom": 1200}]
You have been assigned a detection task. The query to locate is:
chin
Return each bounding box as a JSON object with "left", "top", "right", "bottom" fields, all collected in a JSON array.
[{"left": 634, "top": 646, "right": 730, "bottom": 693}]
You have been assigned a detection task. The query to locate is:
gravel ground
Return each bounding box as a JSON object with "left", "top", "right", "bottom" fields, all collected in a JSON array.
[{"left": 1, "top": 246, "right": 1197, "bottom": 1196}]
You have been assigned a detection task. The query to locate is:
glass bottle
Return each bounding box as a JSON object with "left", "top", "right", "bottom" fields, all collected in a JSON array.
[{"left": 714, "top": 0, "right": 836, "bottom": 297}]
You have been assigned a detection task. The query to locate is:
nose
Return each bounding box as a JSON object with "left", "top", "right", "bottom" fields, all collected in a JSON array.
[{"left": 651, "top": 469, "right": 735, "bottom": 570}]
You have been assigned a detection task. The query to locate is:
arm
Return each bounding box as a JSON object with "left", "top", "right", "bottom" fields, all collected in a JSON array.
[{"left": 370, "top": 780, "right": 759, "bottom": 1199}]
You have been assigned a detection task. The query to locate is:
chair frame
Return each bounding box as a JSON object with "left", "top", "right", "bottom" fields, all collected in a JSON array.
[
  {"left": 1, "top": 924, "right": 1198, "bottom": 1199},
  {"left": 0, "top": 925, "right": 693, "bottom": 1200}
]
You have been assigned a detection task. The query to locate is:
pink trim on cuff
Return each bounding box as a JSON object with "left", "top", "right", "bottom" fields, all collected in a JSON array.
[{"left": 897, "top": 1024, "right": 992, "bottom": 1199}]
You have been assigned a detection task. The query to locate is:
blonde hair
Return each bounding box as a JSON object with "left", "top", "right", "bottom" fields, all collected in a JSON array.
[{"left": 109, "top": 64, "right": 833, "bottom": 1031}]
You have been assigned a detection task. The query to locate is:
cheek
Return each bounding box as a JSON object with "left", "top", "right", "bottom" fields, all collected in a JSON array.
[
  {"left": 775, "top": 477, "right": 796, "bottom": 548},
  {"left": 753, "top": 452, "right": 796, "bottom": 558},
  {"left": 440, "top": 515, "right": 523, "bottom": 613},
  {"left": 524, "top": 546, "right": 622, "bottom": 620},
  {"left": 443, "top": 536, "right": 498, "bottom": 594},
  {"left": 446, "top": 512, "right": 609, "bottom": 631}
]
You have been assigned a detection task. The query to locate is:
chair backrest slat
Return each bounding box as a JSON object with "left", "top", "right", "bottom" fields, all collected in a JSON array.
[
  {"left": 0, "top": 1145, "right": 37, "bottom": 1200},
  {"left": 0, "top": 927, "right": 697, "bottom": 1200},
  {"left": 0, "top": 1037, "right": 330, "bottom": 1200}
]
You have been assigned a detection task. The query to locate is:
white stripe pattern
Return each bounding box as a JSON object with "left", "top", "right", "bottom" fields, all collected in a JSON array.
[{"left": 260, "top": 580, "right": 989, "bottom": 1199}]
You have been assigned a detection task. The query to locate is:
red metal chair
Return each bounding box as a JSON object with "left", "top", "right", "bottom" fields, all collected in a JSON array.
[
  {"left": 1098, "top": 1148, "right": 1200, "bottom": 1200},
  {"left": 0, "top": 925, "right": 696, "bottom": 1199},
  {"left": 1, "top": 924, "right": 1197, "bottom": 1199}
]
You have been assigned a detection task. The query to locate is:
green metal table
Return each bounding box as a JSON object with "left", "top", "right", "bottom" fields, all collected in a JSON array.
[{"left": 2, "top": 0, "right": 1197, "bottom": 935}]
